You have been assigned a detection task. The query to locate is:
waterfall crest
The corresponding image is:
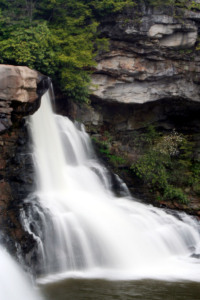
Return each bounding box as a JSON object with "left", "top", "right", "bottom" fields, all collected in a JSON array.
[{"left": 24, "top": 90, "right": 200, "bottom": 282}]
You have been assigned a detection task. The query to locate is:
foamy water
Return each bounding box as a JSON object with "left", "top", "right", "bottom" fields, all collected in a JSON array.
[{"left": 23, "top": 90, "right": 200, "bottom": 282}]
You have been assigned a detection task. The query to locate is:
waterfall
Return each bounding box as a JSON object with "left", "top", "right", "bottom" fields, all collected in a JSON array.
[
  {"left": 0, "top": 247, "right": 42, "bottom": 300},
  {"left": 23, "top": 89, "right": 200, "bottom": 282}
]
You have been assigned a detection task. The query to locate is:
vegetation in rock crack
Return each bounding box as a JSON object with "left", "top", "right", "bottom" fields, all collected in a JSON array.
[
  {"left": 92, "top": 132, "right": 127, "bottom": 167},
  {"left": 131, "top": 126, "right": 200, "bottom": 204}
]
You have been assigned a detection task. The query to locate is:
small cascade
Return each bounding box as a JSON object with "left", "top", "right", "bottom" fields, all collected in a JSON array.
[
  {"left": 0, "top": 247, "right": 42, "bottom": 300},
  {"left": 23, "top": 89, "right": 200, "bottom": 282}
]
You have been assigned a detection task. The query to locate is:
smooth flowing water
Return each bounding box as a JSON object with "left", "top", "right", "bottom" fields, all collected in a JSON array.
[
  {"left": 0, "top": 247, "right": 42, "bottom": 300},
  {"left": 41, "top": 278, "right": 200, "bottom": 300},
  {"left": 24, "top": 90, "right": 200, "bottom": 283}
]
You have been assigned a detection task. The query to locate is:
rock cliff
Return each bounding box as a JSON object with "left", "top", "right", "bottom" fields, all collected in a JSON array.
[
  {"left": 0, "top": 65, "right": 49, "bottom": 265},
  {"left": 60, "top": 3, "right": 200, "bottom": 216},
  {"left": 91, "top": 5, "right": 200, "bottom": 104}
]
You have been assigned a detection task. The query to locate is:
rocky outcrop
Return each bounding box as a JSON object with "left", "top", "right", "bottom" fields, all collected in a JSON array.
[
  {"left": 59, "top": 4, "right": 200, "bottom": 216},
  {"left": 0, "top": 65, "right": 49, "bottom": 264},
  {"left": 91, "top": 5, "right": 200, "bottom": 104},
  {"left": 0, "top": 64, "right": 48, "bottom": 133}
]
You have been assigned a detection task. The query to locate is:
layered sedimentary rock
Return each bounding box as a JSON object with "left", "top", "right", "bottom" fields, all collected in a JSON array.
[
  {"left": 91, "top": 5, "right": 200, "bottom": 104},
  {"left": 0, "top": 65, "right": 49, "bottom": 263}
]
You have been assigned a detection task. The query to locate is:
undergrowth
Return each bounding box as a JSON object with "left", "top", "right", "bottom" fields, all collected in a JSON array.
[{"left": 131, "top": 126, "right": 199, "bottom": 204}]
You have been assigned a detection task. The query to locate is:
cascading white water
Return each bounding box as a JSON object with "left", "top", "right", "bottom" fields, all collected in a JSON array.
[
  {"left": 25, "top": 89, "right": 200, "bottom": 282},
  {"left": 0, "top": 247, "right": 42, "bottom": 300}
]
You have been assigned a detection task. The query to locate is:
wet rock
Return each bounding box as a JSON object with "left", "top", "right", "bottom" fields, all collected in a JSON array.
[{"left": 0, "top": 64, "right": 49, "bottom": 266}]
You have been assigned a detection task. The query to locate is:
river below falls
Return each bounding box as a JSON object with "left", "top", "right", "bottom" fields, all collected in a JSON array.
[{"left": 40, "top": 279, "right": 200, "bottom": 300}]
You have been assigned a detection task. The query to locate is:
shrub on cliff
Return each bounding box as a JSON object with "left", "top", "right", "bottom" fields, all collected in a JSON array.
[
  {"left": 0, "top": 0, "right": 198, "bottom": 102},
  {"left": 0, "top": 0, "right": 133, "bottom": 103},
  {"left": 0, "top": 3, "right": 100, "bottom": 103},
  {"left": 131, "top": 128, "right": 199, "bottom": 204}
]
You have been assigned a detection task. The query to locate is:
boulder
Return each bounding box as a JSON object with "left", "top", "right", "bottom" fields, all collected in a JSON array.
[{"left": 0, "top": 64, "right": 49, "bottom": 133}]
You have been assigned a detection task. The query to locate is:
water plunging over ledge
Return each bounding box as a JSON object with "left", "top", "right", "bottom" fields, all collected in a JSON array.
[{"left": 22, "top": 89, "right": 200, "bottom": 282}]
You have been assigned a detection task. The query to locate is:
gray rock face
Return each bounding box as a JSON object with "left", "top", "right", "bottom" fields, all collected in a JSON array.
[
  {"left": 91, "top": 5, "right": 200, "bottom": 104},
  {"left": 92, "top": 76, "right": 200, "bottom": 104}
]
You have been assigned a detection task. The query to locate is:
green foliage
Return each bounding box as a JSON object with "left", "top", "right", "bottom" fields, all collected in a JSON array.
[
  {"left": 147, "top": 0, "right": 189, "bottom": 9},
  {"left": 131, "top": 128, "right": 199, "bottom": 204},
  {"left": 189, "top": 162, "right": 200, "bottom": 194},
  {"left": 0, "top": 22, "right": 55, "bottom": 72},
  {"left": 163, "top": 186, "right": 188, "bottom": 204},
  {"left": 188, "top": 1, "right": 200, "bottom": 11},
  {"left": 191, "top": 162, "right": 200, "bottom": 181},
  {"left": 93, "top": 132, "right": 126, "bottom": 167},
  {"left": 143, "top": 124, "right": 160, "bottom": 145},
  {"left": 132, "top": 150, "right": 169, "bottom": 189},
  {"left": 109, "top": 154, "right": 126, "bottom": 166},
  {"left": 89, "top": 0, "right": 136, "bottom": 17},
  {"left": 0, "top": 0, "right": 198, "bottom": 102},
  {"left": 147, "top": 0, "right": 175, "bottom": 7},
  {"left": 130, "top": 124, "right": 161, "bottom": 150},
  {"left": 0, "top": 0, "right": 131, "bottom": 103}
]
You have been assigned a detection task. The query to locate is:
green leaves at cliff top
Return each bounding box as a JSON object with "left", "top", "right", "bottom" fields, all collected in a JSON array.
[
  {"left": 0, "top": 0, "right": 195, "bottom": 102},
  {"left": 0, "top": 0, "right": 134, "bottom": 102}
]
